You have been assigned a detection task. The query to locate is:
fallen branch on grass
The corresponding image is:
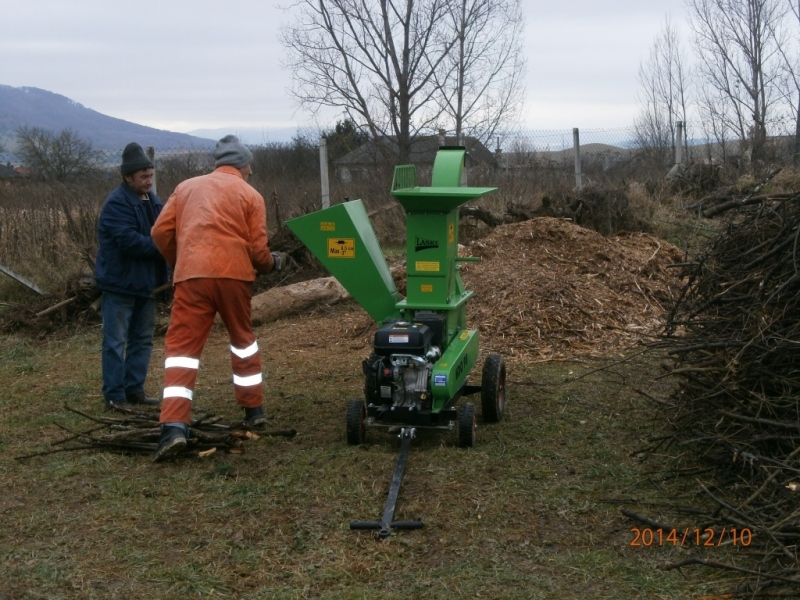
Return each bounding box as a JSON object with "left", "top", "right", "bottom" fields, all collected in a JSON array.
[
  {"left": 663, "top": 557, "right": 800, "bottom": 586},
  {"left": 15, "top": 403, "right": 296, "bottom": 461}
]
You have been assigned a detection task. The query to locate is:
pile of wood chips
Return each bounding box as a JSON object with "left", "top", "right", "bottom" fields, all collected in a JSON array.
[{"left": 460, "top": 217, "right": 685, "bottom": 361}]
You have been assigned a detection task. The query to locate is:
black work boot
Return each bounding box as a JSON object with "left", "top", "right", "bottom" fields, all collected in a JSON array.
[
  {"left": 244, "top": 405, "right": 267, "bottom": 427},
  {"left": 151, "top": 425, "right": 188, "bottom": 462},
  {"left": 127, "top": 392, "right": 160, "bottom": 406},
  {"left": 105, "top": 398, "right": 134, "bottom": 412}
]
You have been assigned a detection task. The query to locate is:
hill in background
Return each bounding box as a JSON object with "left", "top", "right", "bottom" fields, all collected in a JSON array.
[{"left": 0, "top": 85, "right": 215, "bottom": 157}]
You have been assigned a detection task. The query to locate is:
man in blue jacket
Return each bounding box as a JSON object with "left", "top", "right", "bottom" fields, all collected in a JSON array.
[{"left": 95, "top": 142, "right": 168, "bottom": 412}]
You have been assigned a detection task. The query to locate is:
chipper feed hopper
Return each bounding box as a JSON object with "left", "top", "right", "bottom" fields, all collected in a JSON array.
[{"left": 286, "top": 147, "right": 507, "bottom": 536}]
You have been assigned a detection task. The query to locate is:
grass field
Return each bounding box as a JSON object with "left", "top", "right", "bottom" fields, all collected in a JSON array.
[{"left": 0, "top": 303, "right": 738, "bottom": 599}]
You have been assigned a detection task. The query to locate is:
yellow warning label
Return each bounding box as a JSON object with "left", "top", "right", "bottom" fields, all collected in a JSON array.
[
  {"left": 415, "top": 261, "right": 440, "bottom": 272},
  {"left": 460, "top": 331, "right": 470, "bottom": 340},
  {"left": 328, "top": 238, "right": 355, "bottom": 258},
  {"left": 448, "top": 223, "right": 455, "bottom": 244},
  {"left": 421, "top": 284, "right": 433, "bottom": 293},
  {"left": 320, "top": 222, "right": 336, "bottom": 231}
]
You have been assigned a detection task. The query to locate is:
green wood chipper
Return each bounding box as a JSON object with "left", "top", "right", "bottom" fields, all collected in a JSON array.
[{"left": 286, "top": 146, "right": 507, "bottom": 537}]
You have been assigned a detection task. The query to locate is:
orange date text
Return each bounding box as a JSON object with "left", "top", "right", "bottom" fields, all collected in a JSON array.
[{"left": 629, "top": 527, "right": 752, "bottom": 547}]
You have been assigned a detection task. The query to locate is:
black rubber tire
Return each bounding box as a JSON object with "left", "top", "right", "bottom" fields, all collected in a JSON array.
[
  {"left": 346, "top": 399, "right": 367, "bottom": 445},
  {"left": 481, "top": 353, "right": 507, "bottom": 423},
  {"left": 458, "top": 402, "right": 477, "bottom": 448}
]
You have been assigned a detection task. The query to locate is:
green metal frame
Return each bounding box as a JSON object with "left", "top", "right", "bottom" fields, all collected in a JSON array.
[{"left": 286, "top": 147, "right": 498, "bottom": 417}]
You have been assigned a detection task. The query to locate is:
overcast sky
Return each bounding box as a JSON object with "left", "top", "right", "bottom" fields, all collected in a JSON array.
[{"left": 1, "top": 0, "right": 689, "bottom": 141}]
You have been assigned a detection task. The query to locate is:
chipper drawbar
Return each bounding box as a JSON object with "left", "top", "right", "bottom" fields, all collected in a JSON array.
[{"left": 286, "top": 147, "right": 507, "bottom": 538}]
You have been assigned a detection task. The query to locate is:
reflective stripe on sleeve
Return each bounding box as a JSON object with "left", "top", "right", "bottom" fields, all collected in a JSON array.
[
  {"left": 232, "top": 373, "right": 263, "bottom": 387},
  {"left": 230, "top": 341, "right": 259, "bottom": 359},
  {"left": 165, "top": 357, "right": 200, "bottom": 370},
  {"left": 163, "top": 386, "right": 194, "bottom": 400}
]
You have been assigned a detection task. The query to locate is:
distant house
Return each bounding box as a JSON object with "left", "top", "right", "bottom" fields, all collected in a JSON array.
[
  {"left": 14, "top": 166, "right": 32, "bottom": 177},
  {"left": 0, "top": 164, "right": 18, "bottom": 179},
  {"left": 334, "top": 135, "right": 497, "bottom": 182}
]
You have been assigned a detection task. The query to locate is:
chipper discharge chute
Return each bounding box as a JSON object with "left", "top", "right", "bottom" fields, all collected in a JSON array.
[{"left": 286, "top": 147, "right": 507, "bottom": 537}]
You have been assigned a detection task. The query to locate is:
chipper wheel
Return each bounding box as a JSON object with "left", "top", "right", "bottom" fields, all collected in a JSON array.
[
  {"left": 346, "top": 399, "right": 367, "bottom": 445},
  {"left": 481, "top": 353, "right": 507, "bottom": 423},
  {"left": 458, "top": 402, "right": 477, "bottom": 448}
]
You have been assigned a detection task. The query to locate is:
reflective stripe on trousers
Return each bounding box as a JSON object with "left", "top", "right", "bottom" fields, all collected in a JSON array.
[{"left": 159, "top": 278, "right": 263, "bottom": 425}]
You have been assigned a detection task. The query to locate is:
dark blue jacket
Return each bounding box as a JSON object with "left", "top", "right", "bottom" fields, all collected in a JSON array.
[{"left": 95, "top": 181, "right": 168, "bottom": 297}]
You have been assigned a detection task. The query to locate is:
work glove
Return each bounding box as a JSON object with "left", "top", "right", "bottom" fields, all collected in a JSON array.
[{"left": 271, "top": 251, "right": 288, "bottom": 272}]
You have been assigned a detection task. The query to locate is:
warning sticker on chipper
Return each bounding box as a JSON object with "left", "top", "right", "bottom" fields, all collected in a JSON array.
[
  {"left": 320, "top": 222, "right": 335, "bottom": 231},
  {"left": 389, "top": 334, "right": 409, "bottom": 344},
  {"left": 327, "top": 238, "right": 355, "bottom": 258},
  {"left": 434, "top": 374, "right": 447, "bottom": 387},
  {"left": 415, "top": 261, "right": 440, "bottom": 272}
]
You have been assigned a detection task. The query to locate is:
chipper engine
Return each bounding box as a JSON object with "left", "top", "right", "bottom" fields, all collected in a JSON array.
[{"left": 286, "top": 147, "right": 506, "bottom": 537}]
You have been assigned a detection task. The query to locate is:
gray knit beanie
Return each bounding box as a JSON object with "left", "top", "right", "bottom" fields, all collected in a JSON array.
[
  {"left": 120, "top": 142, "right": 154, "bottom": 176},
  {"left": 214, "top": 135, "right": 253, "bottom": 168}
]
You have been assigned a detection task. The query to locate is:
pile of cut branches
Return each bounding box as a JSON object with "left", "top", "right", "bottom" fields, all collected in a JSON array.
[
  {"left": 15, "top": 404, "right": 296, "bottom": 462},
  {"left": 651, "top": 192, "right": 800, "bottom": 590}
]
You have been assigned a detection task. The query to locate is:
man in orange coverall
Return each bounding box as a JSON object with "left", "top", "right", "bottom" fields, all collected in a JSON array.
[{"left": 150, "top": 134, "right": 286, "bottom": 462}]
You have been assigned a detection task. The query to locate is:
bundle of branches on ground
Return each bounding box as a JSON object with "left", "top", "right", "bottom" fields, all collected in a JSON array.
[
  {"left": 16, "top": 404, "right": 296, "bottom": 462},
  {"left": 653, "top": 192, "right": 800, "bottom": 589}
]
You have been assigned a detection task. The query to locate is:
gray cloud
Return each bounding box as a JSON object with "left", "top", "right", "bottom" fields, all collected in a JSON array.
[{"left": 1, "top": 0, "right": 688, "bottom": 135}]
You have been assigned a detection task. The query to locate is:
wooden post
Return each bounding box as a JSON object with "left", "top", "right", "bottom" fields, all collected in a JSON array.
[
  {"left": 573, "top": 128, "right": 582, "bottom": 190},
  {"left": 146, "top": 146, "right": 157, "bottom": 196},
  {"left": 319, "top": 137, "right": 330, "bottom": 210},
  {"left": 675, "top": 121, "right": 684, "bottom": 165}
]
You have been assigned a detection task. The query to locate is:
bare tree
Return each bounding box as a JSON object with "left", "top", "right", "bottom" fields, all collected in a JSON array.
[
  {"left": 697, "top": 84, "right": 734, "bottom": 164},
  {"left": 776, "top": 0, "right": 800, "bottom": 164},
  {"left": 688, "top": 0, "right": 784, "bottom": 167},
  {"left": 16, "top": 126, "right": 96, "bottom": 181},
  {"left": 280, "top": 0, "right": 456, "bottom": 163},
  {"left": 634, "top": 16, "right": 691, "bottom": 167},
  {"left": 433, "top": 0, "right": 526, "bottom": 144}
]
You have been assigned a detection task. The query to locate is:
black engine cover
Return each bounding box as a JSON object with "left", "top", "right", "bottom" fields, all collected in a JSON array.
[{"left": 373, "top": 320, "right": 433, "bottom": 356}]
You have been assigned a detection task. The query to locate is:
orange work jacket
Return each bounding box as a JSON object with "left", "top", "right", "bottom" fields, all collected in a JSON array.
[{"left": 152, "top": 166, "right": 275, "bottom": 283}]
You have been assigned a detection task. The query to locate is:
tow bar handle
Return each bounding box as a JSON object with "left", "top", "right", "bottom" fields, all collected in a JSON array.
[
  {"left": 349, "top": 428, "right": 423, "bottom": 538},
  {"left": 350, "top": 520, "right": 423, "bottom": 538}
]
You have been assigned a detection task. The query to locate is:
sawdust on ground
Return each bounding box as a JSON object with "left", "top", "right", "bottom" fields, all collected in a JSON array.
[{"left": 261, "top": 217, "right": 685, "bottom": 366}]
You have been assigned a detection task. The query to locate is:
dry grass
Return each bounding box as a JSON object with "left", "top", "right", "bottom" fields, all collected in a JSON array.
[{"left": 0, "top": 302, "right": 741, "bottom": 599}]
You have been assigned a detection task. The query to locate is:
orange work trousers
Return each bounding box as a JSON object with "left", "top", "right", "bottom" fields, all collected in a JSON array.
[{"left": 159, "top": 278, "right": 263, "bottom": 425}]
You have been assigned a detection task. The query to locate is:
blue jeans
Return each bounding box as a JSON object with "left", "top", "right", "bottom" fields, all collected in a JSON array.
[{"left": 101, "top": 292, "right": 156, "bottom": 403}]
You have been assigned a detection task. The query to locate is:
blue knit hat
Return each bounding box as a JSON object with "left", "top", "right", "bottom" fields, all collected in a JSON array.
[{"left": 214, "top": 135, "right": 253, "bottom": 168}]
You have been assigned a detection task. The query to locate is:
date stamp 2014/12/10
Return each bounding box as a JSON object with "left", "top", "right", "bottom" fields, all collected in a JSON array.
[{"left": 630, "top": 527, "right": 753, "bottom": 547}]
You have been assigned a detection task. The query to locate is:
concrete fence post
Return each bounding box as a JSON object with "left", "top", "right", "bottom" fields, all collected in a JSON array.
[
  {"left": 146, "top": 146, "right": 157, "bottom": 196},
  {"left": 573, "top": 128, "right": 582, "bottom": 190},
  {"left": 319, "top": 136, "right": 330, "bottom": 210}
]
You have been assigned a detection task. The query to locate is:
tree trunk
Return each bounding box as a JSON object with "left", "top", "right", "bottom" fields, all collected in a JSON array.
[
  {"left": 794, "top": 95, "right": 800, "bottom": 167},
  {"left": 250, "top": 276, "right": 351, "bottom": 326}
]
